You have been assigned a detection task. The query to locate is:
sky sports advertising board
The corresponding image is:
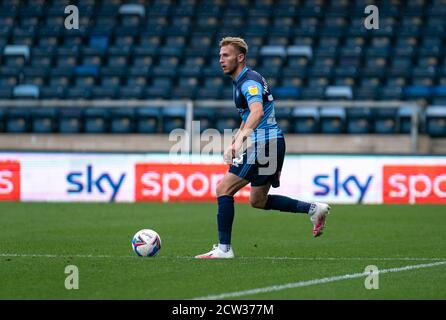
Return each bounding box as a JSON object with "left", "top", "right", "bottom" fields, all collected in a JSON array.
[{"left": 0, "top": 153, "right": 445, "bottom": 204}]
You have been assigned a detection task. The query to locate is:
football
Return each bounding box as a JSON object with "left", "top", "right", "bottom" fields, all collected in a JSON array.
[{"left": 131, "top": 229, "right": 162, "bottom": 257}]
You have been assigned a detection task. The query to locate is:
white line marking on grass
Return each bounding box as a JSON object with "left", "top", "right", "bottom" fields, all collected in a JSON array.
[
  {"left": 193, "top": 260, "right": 446, "bottom": 300},
  {"left": 238, "top": 256, "right": 446, "bottom": 262},
  {"left": 1, "top": 253, "right": 445, "bottom": 262}
]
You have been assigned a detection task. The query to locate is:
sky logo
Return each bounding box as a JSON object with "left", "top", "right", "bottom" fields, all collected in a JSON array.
[
  {"left": 313, "top": 167, "right": 373, "bottom": 203},
  {"left": 66, "top": 165, "right": 126, "bottom": 202}
]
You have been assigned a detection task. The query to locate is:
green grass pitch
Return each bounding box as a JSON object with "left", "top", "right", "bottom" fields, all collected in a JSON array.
[{"left": 0, "top": 202, "right": 445, "bottom": 299}]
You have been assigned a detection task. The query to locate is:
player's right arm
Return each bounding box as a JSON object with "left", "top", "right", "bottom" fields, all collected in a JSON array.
[{"left": 224, "top": 121, "right": 245, "bottom": 164}]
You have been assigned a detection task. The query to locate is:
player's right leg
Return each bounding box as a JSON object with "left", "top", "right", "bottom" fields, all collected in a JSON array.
[
  {"left": 195, "top": 172, "right": 249, "bottom": 259},
  {"left": 309, "top": 202, "right": 331, "bottom": 237}
]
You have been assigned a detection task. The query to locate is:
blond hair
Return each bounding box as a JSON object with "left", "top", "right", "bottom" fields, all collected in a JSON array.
[{"left": 219, "top": 37, "right": 248, "bottom": 56}]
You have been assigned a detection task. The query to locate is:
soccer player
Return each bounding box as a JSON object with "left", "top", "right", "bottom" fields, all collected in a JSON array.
[{"left": 195, "top": 37, "right": 331, "bottom": 259}]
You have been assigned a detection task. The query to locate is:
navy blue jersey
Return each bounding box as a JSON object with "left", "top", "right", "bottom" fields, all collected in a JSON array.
[{"left": 232, "top": 66, "right": 283, "bottom": 142}]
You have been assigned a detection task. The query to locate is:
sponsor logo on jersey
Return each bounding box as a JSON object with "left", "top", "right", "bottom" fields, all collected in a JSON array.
[{"left": 248, "top": 85, "right": 259, "bottom": 95}]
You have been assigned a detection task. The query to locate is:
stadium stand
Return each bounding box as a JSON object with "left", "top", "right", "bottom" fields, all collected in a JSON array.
[{"left": 0, "top": 0, "right": 445, "bottom": 153}]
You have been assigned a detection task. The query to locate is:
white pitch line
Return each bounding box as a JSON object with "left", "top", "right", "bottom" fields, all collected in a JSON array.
[
  {"left": 193, "top": 260, "right": 446, "bottom": 300},
  {"left": 0, "top": 253, "right": 445, "bottom": 262}
]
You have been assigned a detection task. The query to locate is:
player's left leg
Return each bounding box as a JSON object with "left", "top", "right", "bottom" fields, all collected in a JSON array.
[
  {"left": 195, "top": 172, "right": 249, "bottom": 259},
  {"left": 250, "top": 137, "right": 331, "bottom": 237},
  {"left": 251, "top": 183, "right": 331, "bottom": 237}
]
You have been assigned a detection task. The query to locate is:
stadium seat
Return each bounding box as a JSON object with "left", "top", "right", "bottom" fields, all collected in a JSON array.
[
  {"left": 13, "top": 84, "right": 40, "bottom": 99},
  {"left": 110, "top": 108, "right": 135, "bottom": 134},
  {"left": 58, "top": 108, "right": 83, "bottom": 134},
  {"left": 3, "top": 44, "right": 30, "bottom": 67},
  {"left": 6, "top": 108, "right": 30, "bottom": 133},
  {"left": 162, "top": 106, "right": 186, "bottom": 133},
  {"left": 215, "top": 107, "right": 239, "bottom": 134},
  {"left": 275, "top": 107, "right": 293, "bottom": 134},
  {"left": 372, "top": 108, "right": 398, "bottom": 134},
  {"left": 84, "top": 108, "right": 110, "bottom": 133},
  {"left": 194, "top": 107, "right": 215, "bottom": 133},
  {"left": 325, "top": 86, "right": 353, "bottom": 100},
  {"left": 425, "top": 106, "right": 446, "bottom": 137},
  {"left": 31, "top": 107, "right": 57, "bottom": 133},
  {"left": 398, "top": 106, "right": 417, "bottom": 134},
  {"left": 319, "top": 107, "right": 346, "bottom": 134},
  {"left": 273, "top": 87, "right": 301, "bottom": 100},
  {"left": 292, "top": 107, "right": 319, "bottom": 134},
  {"left": 346, "top": 108, "right": 371, "bottom": 134},
  {"left": 0, "top": 108, "right": 4, "bottom": 132},
  {"left": 136, "top": 107, "right": 160, "bottom": 134}
]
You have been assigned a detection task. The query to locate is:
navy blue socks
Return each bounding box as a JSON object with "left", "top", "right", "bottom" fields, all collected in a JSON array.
[
  {"left": 217, "top": 195, "right": 235, "bottom": 245},
  {"left": 264, "top": 195, "right": 311, "bottom": 214}
]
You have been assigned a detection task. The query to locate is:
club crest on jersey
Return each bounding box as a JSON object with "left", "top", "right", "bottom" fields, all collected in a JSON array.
[{"left": 248, "top": 85, "right": 259, "bottom": 95}]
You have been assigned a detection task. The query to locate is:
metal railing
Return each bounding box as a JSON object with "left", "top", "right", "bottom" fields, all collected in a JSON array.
[{"left": 0, "top": 99, "right": 420, "bottom": 153}]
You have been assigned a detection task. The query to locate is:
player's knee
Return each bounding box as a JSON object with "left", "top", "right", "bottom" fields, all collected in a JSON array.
[
  {"left": 250, "top": 197, "right": 267, "bottom": 209},
  {"left": 216, "top": 181, "right": 231, "bottom": 197}
]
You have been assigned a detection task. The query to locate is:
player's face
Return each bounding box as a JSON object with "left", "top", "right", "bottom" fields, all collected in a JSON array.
[{"left": 219, "top": 45, "right": 242, "bottom": 75}]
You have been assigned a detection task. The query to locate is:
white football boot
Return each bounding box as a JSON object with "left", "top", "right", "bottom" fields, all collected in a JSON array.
[
  {"left": 195, "top": 244, "right": 235, "bottom": 259},
  {"left": 309, "top": 202, "right": 331, "bottom": 237}
]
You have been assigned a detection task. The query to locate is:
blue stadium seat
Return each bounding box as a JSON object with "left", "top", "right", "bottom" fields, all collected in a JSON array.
[
  {"left": 319, "top": 107, "right": 346, "bottom": 134},
  {"left": 6, "top": 108, "right": 30, "bottom": 133},
  {"left": 136, "top": 107, "right": 160, "bottom": 134},
  {"left": 372, "top": 108, "right": 398, "bottom": 134},
  {"left": 432, "top": 86, "right": 446, "bottom": 98},
  {"left": 215, "top": 107, "right": 239, "bottom": 134},
  {"left": 292, "top": 107, "right": 319, "bottom": 134},
  {"left": 346, "top": 108, "right": 371, "bottom": 134},
  {"left": 110, "top": 108, "right": 135, "bottom": 134},
  {"left": 275, "top": 107, "right": 293, "bottom": 134},
  {"left": 273, "top": 87, "right": 301, "bottom": 100},
  {"left": 13, "top": 84, "right": 40, "bottom": 99},
  {"left": 58, "top": 108, "right": 83, "bottom": 133},
  {"left": 398, "top": 106, "right": 416, "bottom": 134},
  {"left": 0, "top": 108, "right": 4, "bottom": 132},
  {"left": 403, "top": 86, "right": 431, "bottom": 99},
  {"left": 31, "top": 108, "right": 57, "bottom": 133},
  {"left": 425, "top": 106, "right": 446, "bottom": 137},
  {"left": 84, "top": 108, "right": 110, "bottom": 133},
  {"left": 194, "top": 107, "right": 215, "bottom": 133},
  {"left": 162, "top": 106, "right": 186, "bottom": 133}
]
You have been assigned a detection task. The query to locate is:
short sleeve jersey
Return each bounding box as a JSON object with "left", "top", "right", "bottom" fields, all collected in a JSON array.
[{"left": 232, "top": 66, "right": 283, "bottom": 142}]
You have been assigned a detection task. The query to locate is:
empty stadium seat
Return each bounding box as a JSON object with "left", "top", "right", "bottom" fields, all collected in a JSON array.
[
  {"left": 292, "top": 107, "right": 319, "bottom": 134},
  {"left": 136, "top": 107, "right": 160, "bottom": 134},
  {"left": 13, "top": 84, "right": 40, "bottom": 99},
  {"left": 31, "top": 107, "right": 57, "bottom": 133},
  {"left": 162, "top": 106, "right": 186, "bottom": 133},
  {"left": 346, "top": 108, "right": 371, "bottom": 134},
  {"left": 58, "top": 108, "right": 83, "bottom": 133},
  {"left": 319, "top": 107, "right": 346, "bottom": 134},
  {"left": 398, "top": 106, "right": 417, "bottom": 134},
  {"left": 194, "top": 108, "right": 215, "bottom": 133},
  {"left": 110, "top": 108, "right": 135, "bottom": 133},
  {"left": 275, "top": 107, "right": 293, "bottom": 134},
  {"left": 84, "top": 108, "right": 109, "bottom": 133},
  {"left": 372, "top": 108, "right": 398, "bottom": 134},
  {"left": 425, "top": 106, "right": 446, "bottom": 137},
  {"left": 215, "top": 107, "right": 239, "bottom": 134},
  {"left": 0, "top": 108, "right": 4, "bottom": 132},
  {"left": 6, "top": 108, "right": 30, "bottom": 133}
]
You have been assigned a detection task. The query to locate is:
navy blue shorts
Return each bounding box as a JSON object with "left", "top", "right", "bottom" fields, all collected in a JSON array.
[{"left": 229, "top": 138, "right": 286, "bottom": 188}]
